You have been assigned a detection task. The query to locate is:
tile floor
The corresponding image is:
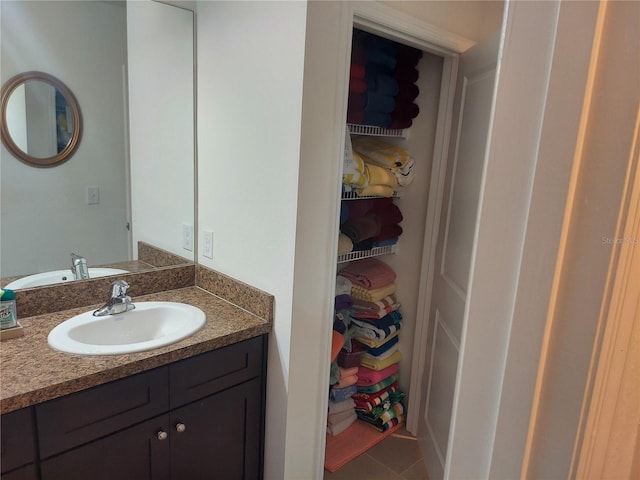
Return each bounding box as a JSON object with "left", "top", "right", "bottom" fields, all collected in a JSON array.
[{"left": 324, "top": 428, "right": 430, "bottom": 480}]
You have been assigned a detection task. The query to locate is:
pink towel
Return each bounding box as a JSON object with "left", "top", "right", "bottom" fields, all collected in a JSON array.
[
  {"left": 356, "top": 363, "right": 399, "bottom": 386},
  {"left": 334, "top": 374, "right": 358, "bottom": 389},
  {"left": 339, "top": 366, "right": 359, "bottom": 378}
]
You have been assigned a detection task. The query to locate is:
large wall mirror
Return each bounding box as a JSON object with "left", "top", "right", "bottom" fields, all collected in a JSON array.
[{"left": 0, "top": 0, "right": 195, "bottom": 288}]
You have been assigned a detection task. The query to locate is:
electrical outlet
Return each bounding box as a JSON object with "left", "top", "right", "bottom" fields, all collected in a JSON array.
[
  {"left": 202, "top": 230, "right": 213, "bottom": 259},
  {"left": 182, "top": 223, "right": 193, "bottom": 251}
]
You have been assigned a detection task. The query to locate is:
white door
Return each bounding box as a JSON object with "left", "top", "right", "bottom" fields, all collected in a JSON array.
[{"left": 417, "top": 32, "right": 500, "bottom": 480}]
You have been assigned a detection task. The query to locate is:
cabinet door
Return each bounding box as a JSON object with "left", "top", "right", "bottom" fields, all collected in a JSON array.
[
  {"left": 0, "top": 464, "right": 37, "bottom": 480},
  {"left": 170, "top": 379, "right": 263, "bottom": 480},
  {"left": 40, "top": 416, "right": 171, "bottom": 480},
  {"left": 0, "top": 408, "right": 36, "bottom": 476}
]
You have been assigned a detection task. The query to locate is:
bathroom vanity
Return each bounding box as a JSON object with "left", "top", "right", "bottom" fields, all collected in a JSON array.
[{"left": 0, "top": 269, "right": 273, "bottom": 480}]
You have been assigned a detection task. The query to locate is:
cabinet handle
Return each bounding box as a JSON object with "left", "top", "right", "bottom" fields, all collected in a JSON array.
[
  {"left": 175, "top": 422, "right": 186, "bottom": 433},
  {"left": 157, "top": 430, "right": 168, "bottom": 441}
]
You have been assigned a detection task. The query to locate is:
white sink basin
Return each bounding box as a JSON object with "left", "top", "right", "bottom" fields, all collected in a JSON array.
[
  {"left": 5, "top": 268, "right": 129, "bottom": 289},
  {"left": 48, "top": 302, "right": 206, "bottom": 355}
]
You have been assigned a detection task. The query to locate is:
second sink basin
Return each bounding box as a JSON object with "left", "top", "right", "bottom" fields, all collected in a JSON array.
[
  {"left": 5, "top": 268, "right": 129, "bottom": 289},
  {"left": 48, "top": 302, "right": 206, "bottom": 355}
]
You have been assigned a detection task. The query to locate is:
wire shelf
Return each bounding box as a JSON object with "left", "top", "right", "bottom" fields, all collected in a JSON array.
[
  {"left": 347, "top": 124, "right": 406, "bottom": 138},
  {"left": 337, "top": 245, "right": 396, "bottom": 263},
  {"left": 341, "top": 190, "right": 401, "bottom": 200}
]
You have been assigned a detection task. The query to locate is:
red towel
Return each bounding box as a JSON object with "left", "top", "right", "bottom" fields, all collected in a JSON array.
[
  {"left": 356, "top": 363, "right": 399, "bottom": 386},
  {"left": 338, "top": 257, "right": 397, "bottom": 290},
  {"left": 350, "top": 63, "right": 366, "bottom": 79},
  {"left": 349, "top": 78, "right": 367, "bottom": 94},
  {"left": 348, "top": 92, "right": 366, "bottom": 111},
  {"left": 347, "top": 109, "right": 364, "bottom": 124}
]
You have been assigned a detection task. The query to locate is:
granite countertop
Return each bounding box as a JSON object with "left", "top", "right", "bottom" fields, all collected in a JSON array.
[{"left": 0, "top": 286, "right": 271, "bottom": 414}]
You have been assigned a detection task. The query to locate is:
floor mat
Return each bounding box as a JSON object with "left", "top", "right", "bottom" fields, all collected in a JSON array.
[{"left": 324, "top": 419, "right": 404, "bottom": 472}]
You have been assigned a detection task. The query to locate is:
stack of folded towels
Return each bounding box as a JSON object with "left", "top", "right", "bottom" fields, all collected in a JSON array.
[
  {"left": 336, "top": 257, "right": 406, "bottom": 432},
  {"left": 347, "top": 29, "right": 422, "bottom": 129},
  {"left": 338, "top": 197, "right": 403, "bottom": 254},
  {"left": 351, "top": 136, "right": 415, "bottom": 188}
]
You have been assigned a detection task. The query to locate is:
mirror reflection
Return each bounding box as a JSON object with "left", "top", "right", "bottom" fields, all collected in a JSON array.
[{"left": 0, "top": 0, "right": 195, "bottom": 288}]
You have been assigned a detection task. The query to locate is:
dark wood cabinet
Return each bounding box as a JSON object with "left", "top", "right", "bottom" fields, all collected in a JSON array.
[
  {"left": 0, "top": 408, "right": 36, "bottom": 480},
  {"left": 1, "top": 335, "right": 267, "bottom": 480}
]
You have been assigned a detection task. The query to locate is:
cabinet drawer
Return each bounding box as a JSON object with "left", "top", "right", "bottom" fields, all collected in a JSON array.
[
  {"left": 0, "top": 408, "right": 35, "bottom": 474},
  {"left": 170, "top": 335, "right": 264, "bottom": 407},
  {"left": 36, "top": 366, "right": 169, "bottom": 459}
]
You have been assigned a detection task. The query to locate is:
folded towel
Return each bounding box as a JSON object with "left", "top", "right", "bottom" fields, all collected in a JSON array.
[
  {"left": 341, "top": 213, "right": 382, "bottom": 244},
  {"left": 357, "top": 408, "right": 404, "bottom": 432},
  {"left": 394, "top": 66, "right": 419, "bottom": 83},
  {"left": 361, "top": 343, "right": 399, "bottom": 362},
  {"left": 329, "top": 384, "right": 358, "bottom": 402},
  {"left": 338, "top": 233, "right": 353, "bottom": 256},
  {"left": 327, "top": 410, "right": 357, "bottom": 436},
  {"left": 392, "top": 101, "right": 420, "bottom": 120},
  {"left": 364, "top": 163, "right": 399, "bottom": 188},
  {"left": 357, "top": 363, "right": 400, "bottom": 386},
  {"left": 349, "top": 78, "right": 367, "bottom": 94},
  {"left": 334, "top": 293, "right": 353, "bottom": 312},
  {"left": 334, "top": 373, "right": 358, "bottom": 389},
  {"left": 356, "top": 310, "right": 403, "bottom": 329},
  {"left": 348, "top": 92, "right": 367, "bottom": 111},
  {"left": 374, "top": 237, "right": 399, "bottom": 248},
  {"left": 366, "top": 73, "right": 400, "bottom": 96},
  {"left": 394, "top": 83, "right": 420, "bottom": 103},
  {"left": 364, "top": 91, "right": 396, "bottom": 114},
  {"left": 347, "top": 109, "right": 365, "bottom": 125},
  {"left": 338, "top": 257, "right": 397, "bottom": 290},
  {"left": 353, "top": 386, "right": 399, "bottom": 413},
  {"left": 350, "top": 63, "right": 366, "bottom": 79},
  {"left": 339, "top": 366, "right": 359, "bottom": 378},
  {"left": 355, "top": 329, "right": 400, "bottom": 349},
  {"left": 356, "top": 185, "right": 395, "bottom": 198},
  {"left": 353, "top": 381, "right": 398, "bottom": 404},
  {"left": 336, "top": 275, "right": 353, "bottom": 296},
  {"left": 351, "top": 283, "right": 397, "bottom": 303},
  {"left": 361, "top": 334, "right": 399, "bottom": 356},
  {"left": 370, "top": 199, "right": 403, "bottom": 224},
  {"left": 328, "top": 398, "right": 356, "bottom": 415},
  {"left": 351, "top": 319, "right": 402, "bottom": 341},
  {"left": 357, "top": 373, "right": 399, "bottom": 394},
  {"left": 396, "top": 44, "right": 423, "bottom": 66},
  {"left": 375, "top": 224, "right": 403, "bottom": 241},
  {"left": 328, "top": 408, "right": 357, "bottom": 428},
  {"left": 352, "top": 295, "right": 400, "bottom": 319},
  {"left": 359, "top": 349, "right": 402, "bottom": 371},
  {"left": 343, "top": 145, "right": 368, "bottom": 187},
  {"left": 363, "top": 111, "right": 392, "bottom": 129}
]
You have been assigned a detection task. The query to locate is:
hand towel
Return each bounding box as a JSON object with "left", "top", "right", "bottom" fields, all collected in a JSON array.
[
  {"left": 337, "top": 257, "right": 397, "bottom": 290},
  {"left": 329, "top": 384, "right": 358, "bottom": 402},
  {"left": 326, "top": 411, "right": 357, "bottom": 436},
  {"left": 328, "top": 398, "right": 356, "bottom": 415},
  {"left": 356, "top": 363, "right": 400, "bottom": 386},
  {"left": 350, "top": 283, "right": 397, "bottom": 303}
]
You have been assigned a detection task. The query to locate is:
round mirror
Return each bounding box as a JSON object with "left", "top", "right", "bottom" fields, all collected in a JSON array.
[{"left": 1, "top": 71, "right": 82, "bottom": 167}]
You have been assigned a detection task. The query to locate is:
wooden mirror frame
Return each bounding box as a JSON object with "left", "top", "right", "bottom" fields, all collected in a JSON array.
[{"left": 1, "top": 71, "right": 82, "bottom": 167}]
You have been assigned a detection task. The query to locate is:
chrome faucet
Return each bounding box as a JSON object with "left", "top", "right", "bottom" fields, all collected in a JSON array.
[
  {"left": 93, "top": 280, "right": 136, "bottom": 317},
  {"left": 71, "top": 253, "right": 89, "bottom": 280}
]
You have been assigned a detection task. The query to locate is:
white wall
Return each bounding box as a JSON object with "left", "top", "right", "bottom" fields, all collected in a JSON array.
[
  {"left": 1, "top": 1, "right": 129, "bottom": 277},
  {"left": 195, "top": 2, "right": 307, "bottom": 479},
  {"left": 128, "top": 0, "right": 195, "bottom": 261}
]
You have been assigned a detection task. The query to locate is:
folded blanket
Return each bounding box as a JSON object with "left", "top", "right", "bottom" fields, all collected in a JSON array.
[
  {"left": 338, "top": 257, "right": 397, "bottom": 290},
  {"left": 338, "top": 233, "right": 353, "bottom": 255},
  {"left": 364, "top": 163, "right": 398, "bottom": 188},
  {"left": 359, "top": 349, "right": 402, "bottom": 371},
  {"left": 361, "top": 334, "right": 399, "bottom": 356},
  {"left": 350, "top": 318, "right": 402, "bottom": 341},
  {"left": 355, "top": 329, "right": 400, "bottom": 349},
  {"left": 357, "top": 373, "right": 399, "bottom": 394},
  {"left": 328, "top": 398, "right": 356, "bottom": 415},
  {"left": 341, "top": 213, "right": 382, "bottom": 244},
  {"left": 351, "top": 283, "right": 397, "bottom": 303},
  {"left": 327, "top": 410, "right": 357, "bottom": 436},
  {"left": 329, "top": 384, "right": 358, "bottom": 402},
  {"left": 352, "top": 137, "right": 412, "bottom": 171},
  {"left": 356, "top": 185, "right": 395, "bottom": 198},
  {"left": 357, "top": 363, "right": 399, "bottom": 386}
]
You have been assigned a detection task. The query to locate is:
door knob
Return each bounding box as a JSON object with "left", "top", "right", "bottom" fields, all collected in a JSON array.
[
  {"left": 157, "top": 430, "right": 168, "bottom": 441},
  {"left": 175, "top": 422, "right": 186, "bottom": 433}
]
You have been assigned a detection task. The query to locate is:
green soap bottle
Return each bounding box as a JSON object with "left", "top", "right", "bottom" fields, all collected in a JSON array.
[{"left": 0, "top": 289, "right": 18, "bottom": 329}]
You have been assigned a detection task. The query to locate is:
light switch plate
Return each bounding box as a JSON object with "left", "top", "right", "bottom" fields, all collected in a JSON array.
[{"left": 182, "top": 223, "right": 193, "bottom": 251}]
